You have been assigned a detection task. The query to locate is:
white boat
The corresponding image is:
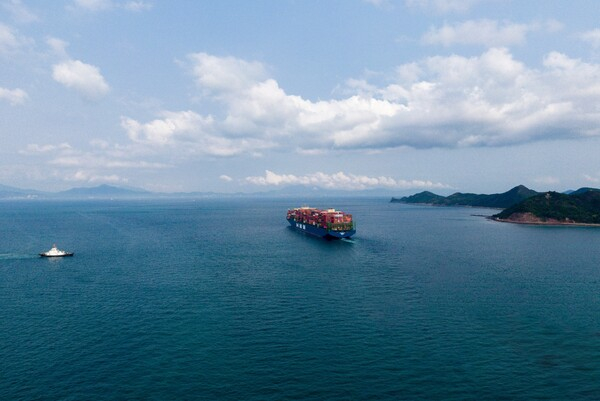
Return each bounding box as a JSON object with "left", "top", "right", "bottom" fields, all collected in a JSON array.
[{"left": 39, "top": 244, "right": 74, "bottom": 257}]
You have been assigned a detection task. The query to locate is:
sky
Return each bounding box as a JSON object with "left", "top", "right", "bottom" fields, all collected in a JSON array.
[{"left": 1, "top": 0, "right": 600, "bottom": 194}]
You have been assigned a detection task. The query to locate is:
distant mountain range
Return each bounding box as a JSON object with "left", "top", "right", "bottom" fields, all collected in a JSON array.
[
  {"left": 0, "top": 184, "right": 44, "bottom": 199},
  {"left": 391, "top": 185, "right": 539, "bottom": 209},
  {"left": 0, "top": 183, "right": 402, "bottom": 200},
  {"left": 58, "top": 184, "right": 151, "bottom": 197},
  {"left": 0, "top": 183, "right": 229, "bottom": 200},
  {"left": 0, "top": 184, "right": 151, "bottom": 199}
]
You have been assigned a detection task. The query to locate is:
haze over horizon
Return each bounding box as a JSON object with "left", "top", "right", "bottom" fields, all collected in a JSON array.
[{"left": 2, "top": 0, "right": 600, "bottom": 194}]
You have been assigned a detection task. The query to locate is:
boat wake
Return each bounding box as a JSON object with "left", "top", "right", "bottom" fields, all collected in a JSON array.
[{"left": 0, "top": 253, "right": 38, "bottom": 260}]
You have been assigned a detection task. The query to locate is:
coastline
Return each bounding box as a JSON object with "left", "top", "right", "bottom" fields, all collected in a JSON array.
[
  {"left": 490, "top": 216, "right": 600, "bottom": 227},
  {"left": 392, "top": 201, "right": 504, "bottom": 210}
]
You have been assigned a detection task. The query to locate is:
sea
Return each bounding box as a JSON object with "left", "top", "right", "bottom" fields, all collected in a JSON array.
[{"left": 1, "top": 197, "right": 600, "bottom": 400}]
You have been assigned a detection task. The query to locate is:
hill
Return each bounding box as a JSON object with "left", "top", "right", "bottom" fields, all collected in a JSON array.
[
  {"left": 1, "top": 182, "right": 403, "bottom": 200},
  {"left": 0, "top": 184, "right": 43, "bottom": 199},
  {"left": 56, "top": 184, "right": 151, "bottom": 198},
  {"left": 0, "top": 184, "right": 153, "bottom": 200},
  {"left": 493, "top": 190, "right": 600, "bottom": 225},
  {"left": 392, "top": 185, "right": 538, "bottom": 209},
  {"left": 569, "top": 187, "right": 600, "bottom": 196},
  {"left": 391, "top": 191, "right": 446, "bottom": 204}
]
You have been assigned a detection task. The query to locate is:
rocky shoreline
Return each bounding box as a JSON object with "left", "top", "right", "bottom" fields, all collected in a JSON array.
[{"left": 491, "top": 213, "right": 600, "bottom": 227}]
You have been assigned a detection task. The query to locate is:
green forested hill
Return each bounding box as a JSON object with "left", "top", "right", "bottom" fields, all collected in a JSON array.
[
  {"left": 494, "top": 190, "right": 600, "bottom": 224},
  {"left": 392, "top": 185, "right": 538, "bottom": 208}
]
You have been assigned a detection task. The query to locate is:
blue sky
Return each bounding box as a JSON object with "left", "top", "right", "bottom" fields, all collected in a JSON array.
[{"left": 1, "top": 0, "right": 600, "bottom": 193}]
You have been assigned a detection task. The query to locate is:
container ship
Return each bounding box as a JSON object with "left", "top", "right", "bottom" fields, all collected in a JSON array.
[{"left": 286, "top": 206, "right": 356, "bottom": 239}]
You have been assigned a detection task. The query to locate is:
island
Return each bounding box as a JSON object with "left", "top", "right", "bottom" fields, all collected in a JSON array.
[
  {"left": 394, "top": 185, "right": 600, "bottom": 226},
  {"left": 492, "top": 189, "right": 600, "bottom": 225},
  {"left": 391, "top": 185, "right": 538, "bottom": 209}
]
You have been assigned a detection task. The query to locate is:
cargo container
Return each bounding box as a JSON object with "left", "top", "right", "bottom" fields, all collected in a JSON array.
[{"left": 286, "top": 206, "right": 356, "bottom": 239}]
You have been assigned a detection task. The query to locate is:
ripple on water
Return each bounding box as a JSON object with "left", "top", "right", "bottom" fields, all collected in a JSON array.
[{"left": 1, "top": 199, "right": 600, "bottom": 400}]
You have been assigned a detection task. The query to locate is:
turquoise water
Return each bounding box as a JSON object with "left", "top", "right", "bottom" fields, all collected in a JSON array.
[{"left": 1, "top": 198, "right": 600, "bottom": 400}]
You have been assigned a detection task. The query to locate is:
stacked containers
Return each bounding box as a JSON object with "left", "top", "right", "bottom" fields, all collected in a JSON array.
[{"left": 287, "top": 207, "right": 353, "bottom": 231}]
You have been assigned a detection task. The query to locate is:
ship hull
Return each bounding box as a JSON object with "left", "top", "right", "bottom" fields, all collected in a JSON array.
[{"left": 287, "top": 219, "right": 355, "bottom": 239}]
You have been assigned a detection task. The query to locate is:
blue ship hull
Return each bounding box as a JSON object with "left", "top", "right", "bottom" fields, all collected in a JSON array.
[{"left": 287, "top": 218, "right": 355, "bottom": 239}]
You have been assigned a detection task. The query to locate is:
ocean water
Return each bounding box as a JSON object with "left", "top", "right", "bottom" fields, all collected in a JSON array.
[{"left": 1, "top": 198, "right": 600, "bottom": 400}]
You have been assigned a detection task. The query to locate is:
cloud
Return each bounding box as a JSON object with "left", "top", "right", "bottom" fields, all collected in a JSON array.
[
  {"left": 47, "top": 37, "right": 69, "bottom": 58},
  {"left": 219, "top": 175, "right": 233, "bottom": 182},
  {"left": 50, "top": 155, "right": 166, "bottom": 169},
  {"left": 0, "top": 22, "right": 31, "bottom": 54},
  {"left": 123, "top": 1, "right": 153, "bottom": 12},
  {"left": 21, "top": 141, "right": 168, "bottom": 175},
  {"left": 20, "top": 138, "right": 171, "bottom": 188},
  {"left": 580, "top": 29, "right": 600, "bottom": 48},
  {"left": 121, "top": 110, "right": 274, "bottom": 156},
  {"left": 422, "top": 19, "right": 534, "bottom": 47},
  {"left": 544, "top": 19, "right": 564, "bottom": 33},
  {"left": 584, "top": 174, "right": 600, "bottom": 184},
  {"left": 52, "top": 59, "right": 110, "bottom": 99},
  {"left": 188, "top": 52, "right": 268, "bottom": 95},
  {"left": 422, "top": 19, "right": 564, "bottom": 47},
  {"left": 66, "top": 170, "right": 127, "bottom": 184},
  {"left": 181, "top": 49, "right": 600, "bottom": 154},
  {"left": 71, "top": 0, "right": 112, "bottom": 11},
  {"left": 69, "top": 0, "right": 152, "bottom": 12},
  {"left": 186, "top": 52, "right": 404, "bottom": 150},
  {"left": 363, "top": 0, "right": 390, "bottom": 7},
  {"left": 246, "top": 170, "right": 450, "bottom": 190},
  {"left": 405, "top": 0, "right": 481, "bottom": 14},
  {"left": 533, "top": 176, "right": 560, "bottom": 186},
  {"left": 0, "top": 87, "right": 28, "bottom": 105},
  {"left": 20, "top": 143, "right": 72, "bottom": 154},
  {"left": 3, "top": 0, "right": 39, "bottom": 23},
  {"left": 121, "top": 111, "right": 209, "bottom": 145}
]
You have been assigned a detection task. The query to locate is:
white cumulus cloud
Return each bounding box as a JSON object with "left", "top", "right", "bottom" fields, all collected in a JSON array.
[
  {"left": 187, "top": 52, "right": 404, "bottom": 150},
  {"left": 121, "top": 110, "right": 274, "bottom": 156},
  {"left": 52, "top": 59, "right": 110, "bottom": 99},
  {"left": 182, "top": 49, "right": 600, "bottom": 154},
  {"left": 246, "top": 170, "right": 450, "bottom": 191},
  {"left": 122, "top": 111, "right": 209, "bottom": 145},
  {"left": 188, "top": 52, "right": 268, "bottom": 95},
  {"left": 0, "top": 87, "right": 28, "bottom": 105}
]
